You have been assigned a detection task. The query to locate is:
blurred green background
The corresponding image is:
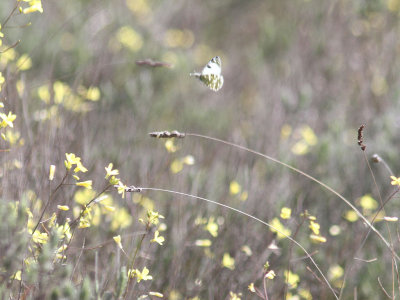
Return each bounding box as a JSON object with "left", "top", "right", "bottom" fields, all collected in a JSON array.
[{"left": 1, "top": 0, "right": 400, "bottom": 298}]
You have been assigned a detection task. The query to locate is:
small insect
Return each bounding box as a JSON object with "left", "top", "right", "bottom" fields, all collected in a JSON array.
[{"left": 190, "top": 56, "right": 224, "bottom": 91}]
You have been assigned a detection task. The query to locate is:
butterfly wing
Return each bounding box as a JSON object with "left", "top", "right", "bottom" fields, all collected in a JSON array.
[
  {"left": 191, "top": 56, "right": 224, "bottom": 91},
  {"left": 199, "top": 73, "right": 224, "bottom": 91},
  {"left": 201, "top": 56, "right": 222, "bottom": 76}
]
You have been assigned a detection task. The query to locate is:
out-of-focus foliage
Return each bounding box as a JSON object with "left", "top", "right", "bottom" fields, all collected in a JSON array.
[{"left": 1, "top": 0, "right": 400, "bottom": 298}]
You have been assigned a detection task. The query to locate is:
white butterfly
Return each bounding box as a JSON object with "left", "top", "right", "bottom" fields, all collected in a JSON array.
[{"left": 190, "top": 56, "right": 224, "bottom": 91}]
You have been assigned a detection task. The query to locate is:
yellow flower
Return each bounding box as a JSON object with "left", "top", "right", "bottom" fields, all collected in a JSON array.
[
  {"left": 265, "top": 270, "right": 276, "bottom": 280},
  {"left": 74, "top": 189, "right": 96, "bottom": 205},
  {"left": 390, "top": 176, "right": 400, "bottom": 186},
  {"left": 116, "top": 26, "right": 143, "bottom": 52},
  {"left": 195, "top": 239, "right": 212, "bottom": 247},
  {"left": 64, "top": 153, "right": 79, "bottom": 170},
  {"left": 280, "top": 207, "right": 292, "bottom": 219},
  {"left": 310, "top": 234, "right": 327, "bottom": 243},
  {"left": 359, "top": 194, "right": 378, "bottom": 210},
  {"left": 147, "top": 210, "right": 164, "bottom": 225},
  {"left": 116, "top": 180, "right": 127, "bottom": 198},
  {"left": 57, "top": 205, "right": 69, "bottom": 211},
  {"left": 85, "top": 86, "right": 100, "bottom": 101},
  {"left": 74, "top": 161, "right": 88, "bottom": 173},
  {"left": 16, "top": 54, "right": 32, "bottom": 70},
  {"left": 229, "top": 291, "right": 241, "bottom": 300},
  {"left": 49, "top": 165, "right": 56, "bottom": 181},
  {"left": 111, "top": 208, "right": 132, "bottom": 231},
  {"left": 329, "top": 225, "right": 341, "bottom": 236},
  {"left": 79, "top": 218, "right": 91, "bottom": 228},
  {"left": 222, "top": 253, "right": 235, "bottom": 270},
  {"left": 328, "top": 264, "right": 344, "bottom": 280},
  {"left": 281, "top": 124, "right": 292, "bottom": 139},
  {"left": 344, "top": 210, "right": 358, "bottom": 222},
  {"left": 291, "top": 140, "right": 309, "bottom": 155},
  {"left": 248, "top": 283, "right": 255, "bottom": 292},
  {"left": 284, "top": 270, "right": 300, "bottom": 289},
  {"left": 57, "top": 244, "right": 68, "bottom": 253},
  {"left": 309, "top": 220, "right": 320, "bottom": 235},
  {"left": 11, "top": 270, "right": 21, "bottom": 281},
  {"left": 22, "top": 0, "right": 43, "bottom": 14},
  {"left": 109, "top": 176, "right": 119, "bottom": 185},
  {"left": 150, "top": 230, "right": 165, "bottom": 245},
  {"left": 298, "top": 288, "right": 312, "bottom": 300},
  {"left": 0, "top": 72, "right": 4, "bottom": 91},
  {"left": 204, "top": 217, "right": 218, "bottom": 237},
  {"left": 229, "top": 181, "right": 241, "bottom": 195},
  {"left": 105, "top": 163, "right": 119, "bottom": 179},
  {"left": 170, "top": 159, "right": 183, "bottom": 173},
  {"left": 129, "top": 266, "right": 153, "bottom": 282},
  {"left": 149, "top": 292, "right": 163, "bottom": 298},
  {"left": 183, "top": 155, "right": 195, "bottom": 165},
  {"left": 113, "top": 235, "right": 123, "bottom": 249},
  {"left": 165, "top": 139, "right": 177, "bottom": 153},
  {"left": 76, "top": 180, "right": 93, "bottom": 189},
  {"left": 383, "top": 216, "right": 398, "bottom": 222},
  {"left": 0, "top": 111, "right": 17, "bottom": 128},
  {"left": 32, "top": 231, "right": 48, "bottom": 244},
  {"left": 300, "top": 125, "right": 318, "bottom": 146},
  {"left": 241, "top": 245, "right": 252, "bottom": 256},
  {"left": 270, "top": 217, "right": 291, "bottom": 239}
]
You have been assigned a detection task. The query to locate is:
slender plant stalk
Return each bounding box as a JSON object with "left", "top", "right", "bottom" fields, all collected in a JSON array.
[
  {"left": 263, "top": 275, "right": 269, "bottom": 300},
  {"left": 339, "top": 186, "right": 400, "bottom": 299},
  {"left": 31, "top": 170, "right": 69, "bottom": 236},
  {"left": 283, "top": 216, "right": 306, "bottom": 300},
  {"left": 363, "top": 151, "right": 399, "bottom": 298},
  {"left": 1, "top": 1, "right": 19, "bottom": 28},
  {"left": 69, "top": 184, "right": 112, "bottom": 227},
  {"left": 140, "top": 187, "right": 339, "bottom": 299},
  {"left": 123, "top": 228, "right": 149, "bottom": 299},
  {"left": 185, "top": 133, "right": 398, "bottom": 260}
]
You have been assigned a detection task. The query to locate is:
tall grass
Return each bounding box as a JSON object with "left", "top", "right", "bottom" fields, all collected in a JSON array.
[{"left": 2, "top": 0, "right": 400, "bottom": 299}]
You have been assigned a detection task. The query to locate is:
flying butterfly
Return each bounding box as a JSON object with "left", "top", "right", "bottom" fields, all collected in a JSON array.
[{"left": 190, "top": 56, "right": 224, "bottom": 91}]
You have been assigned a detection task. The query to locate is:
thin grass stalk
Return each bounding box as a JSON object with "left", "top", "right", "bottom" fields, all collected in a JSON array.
[
  {"left": 139, "top": 187, "right": 339, "bottom": 299},
  {"left": 184, "top": 132, "right": 397, "bottom": 260}
]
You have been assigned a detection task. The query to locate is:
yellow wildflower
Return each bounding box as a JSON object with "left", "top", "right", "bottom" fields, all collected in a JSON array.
[
  {"left": 284, "top": 270, "right": 300, "bottom": 289},
  {"left": 22, "top": 0, "right": 43, "bottom": 14},
  {"left": 76, "top": 180, "right": 92, "bottom": 189},
  {"left": 204, "top": 217, "right": 218, "bottom": 237},
  {"left": 248, "top": 283, "right": 255, "bottom": 292},
  {"left": 149, "top": 292, "right": 163, "bottom": 298},
  {"left": 309, "top": 220, "right": 320, "bottom": 235},
  {"left": 390, "top": 176, "right": 400, "bottom": 186},
  {"left": 128, "top": 266, "right": 153, "bottom": 282},
  {"left": 222, "top": 253, "right": 235, "bottom": 270},
  {"left": 150, "top": 230, "right": 165, "bottom": 245},
  {"left": 49, "top": 165, "right": 56, "bottom": 181},
  {"left": 57, "top": 205, "right": 69, "bottom": 211},
  {"left": 105, "top": 163, "right": 119, "bottom": 179},
  {"left": 280, "top": 207, "right": 291, "bottom": 219},
  {"left": 195, "top": 239, "right": 212, "bottom": 247},
  {"left": 113, "top": 235, "right": 123, "bottom": 249},
  {"left": 229, "top": 181, "right": 241, "bottom": 195},
  {"left": 265, "top": 270, "right": 276, "bottom": 280}
]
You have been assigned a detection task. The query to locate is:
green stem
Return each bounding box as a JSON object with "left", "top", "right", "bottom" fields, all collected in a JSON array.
[
  {"left": 123, "top": 226, "right": 149, "bottom": 299},
  {"left": 31, "top": 170, "right": 69, "bottom": 236}
]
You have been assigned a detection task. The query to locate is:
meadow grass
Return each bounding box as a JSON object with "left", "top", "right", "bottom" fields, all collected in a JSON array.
[{"left": 2, "top": 0, "right": 400, "bottom": 299}]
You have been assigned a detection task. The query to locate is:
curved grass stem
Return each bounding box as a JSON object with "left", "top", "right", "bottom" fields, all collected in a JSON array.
[
  {"left": 141, "top": 187, "right": 339, "bottom": 300},
  {"left": 185, "top": 133, "right": 398, "bottom": 260}
]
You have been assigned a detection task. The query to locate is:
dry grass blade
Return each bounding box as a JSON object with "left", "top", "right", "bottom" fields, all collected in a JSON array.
[
  {"left": 182, "top": 132, "right": 398, "bottom": 260},
  {"left": 133, "top": 187, "right": 339, "bottom": 299}
]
